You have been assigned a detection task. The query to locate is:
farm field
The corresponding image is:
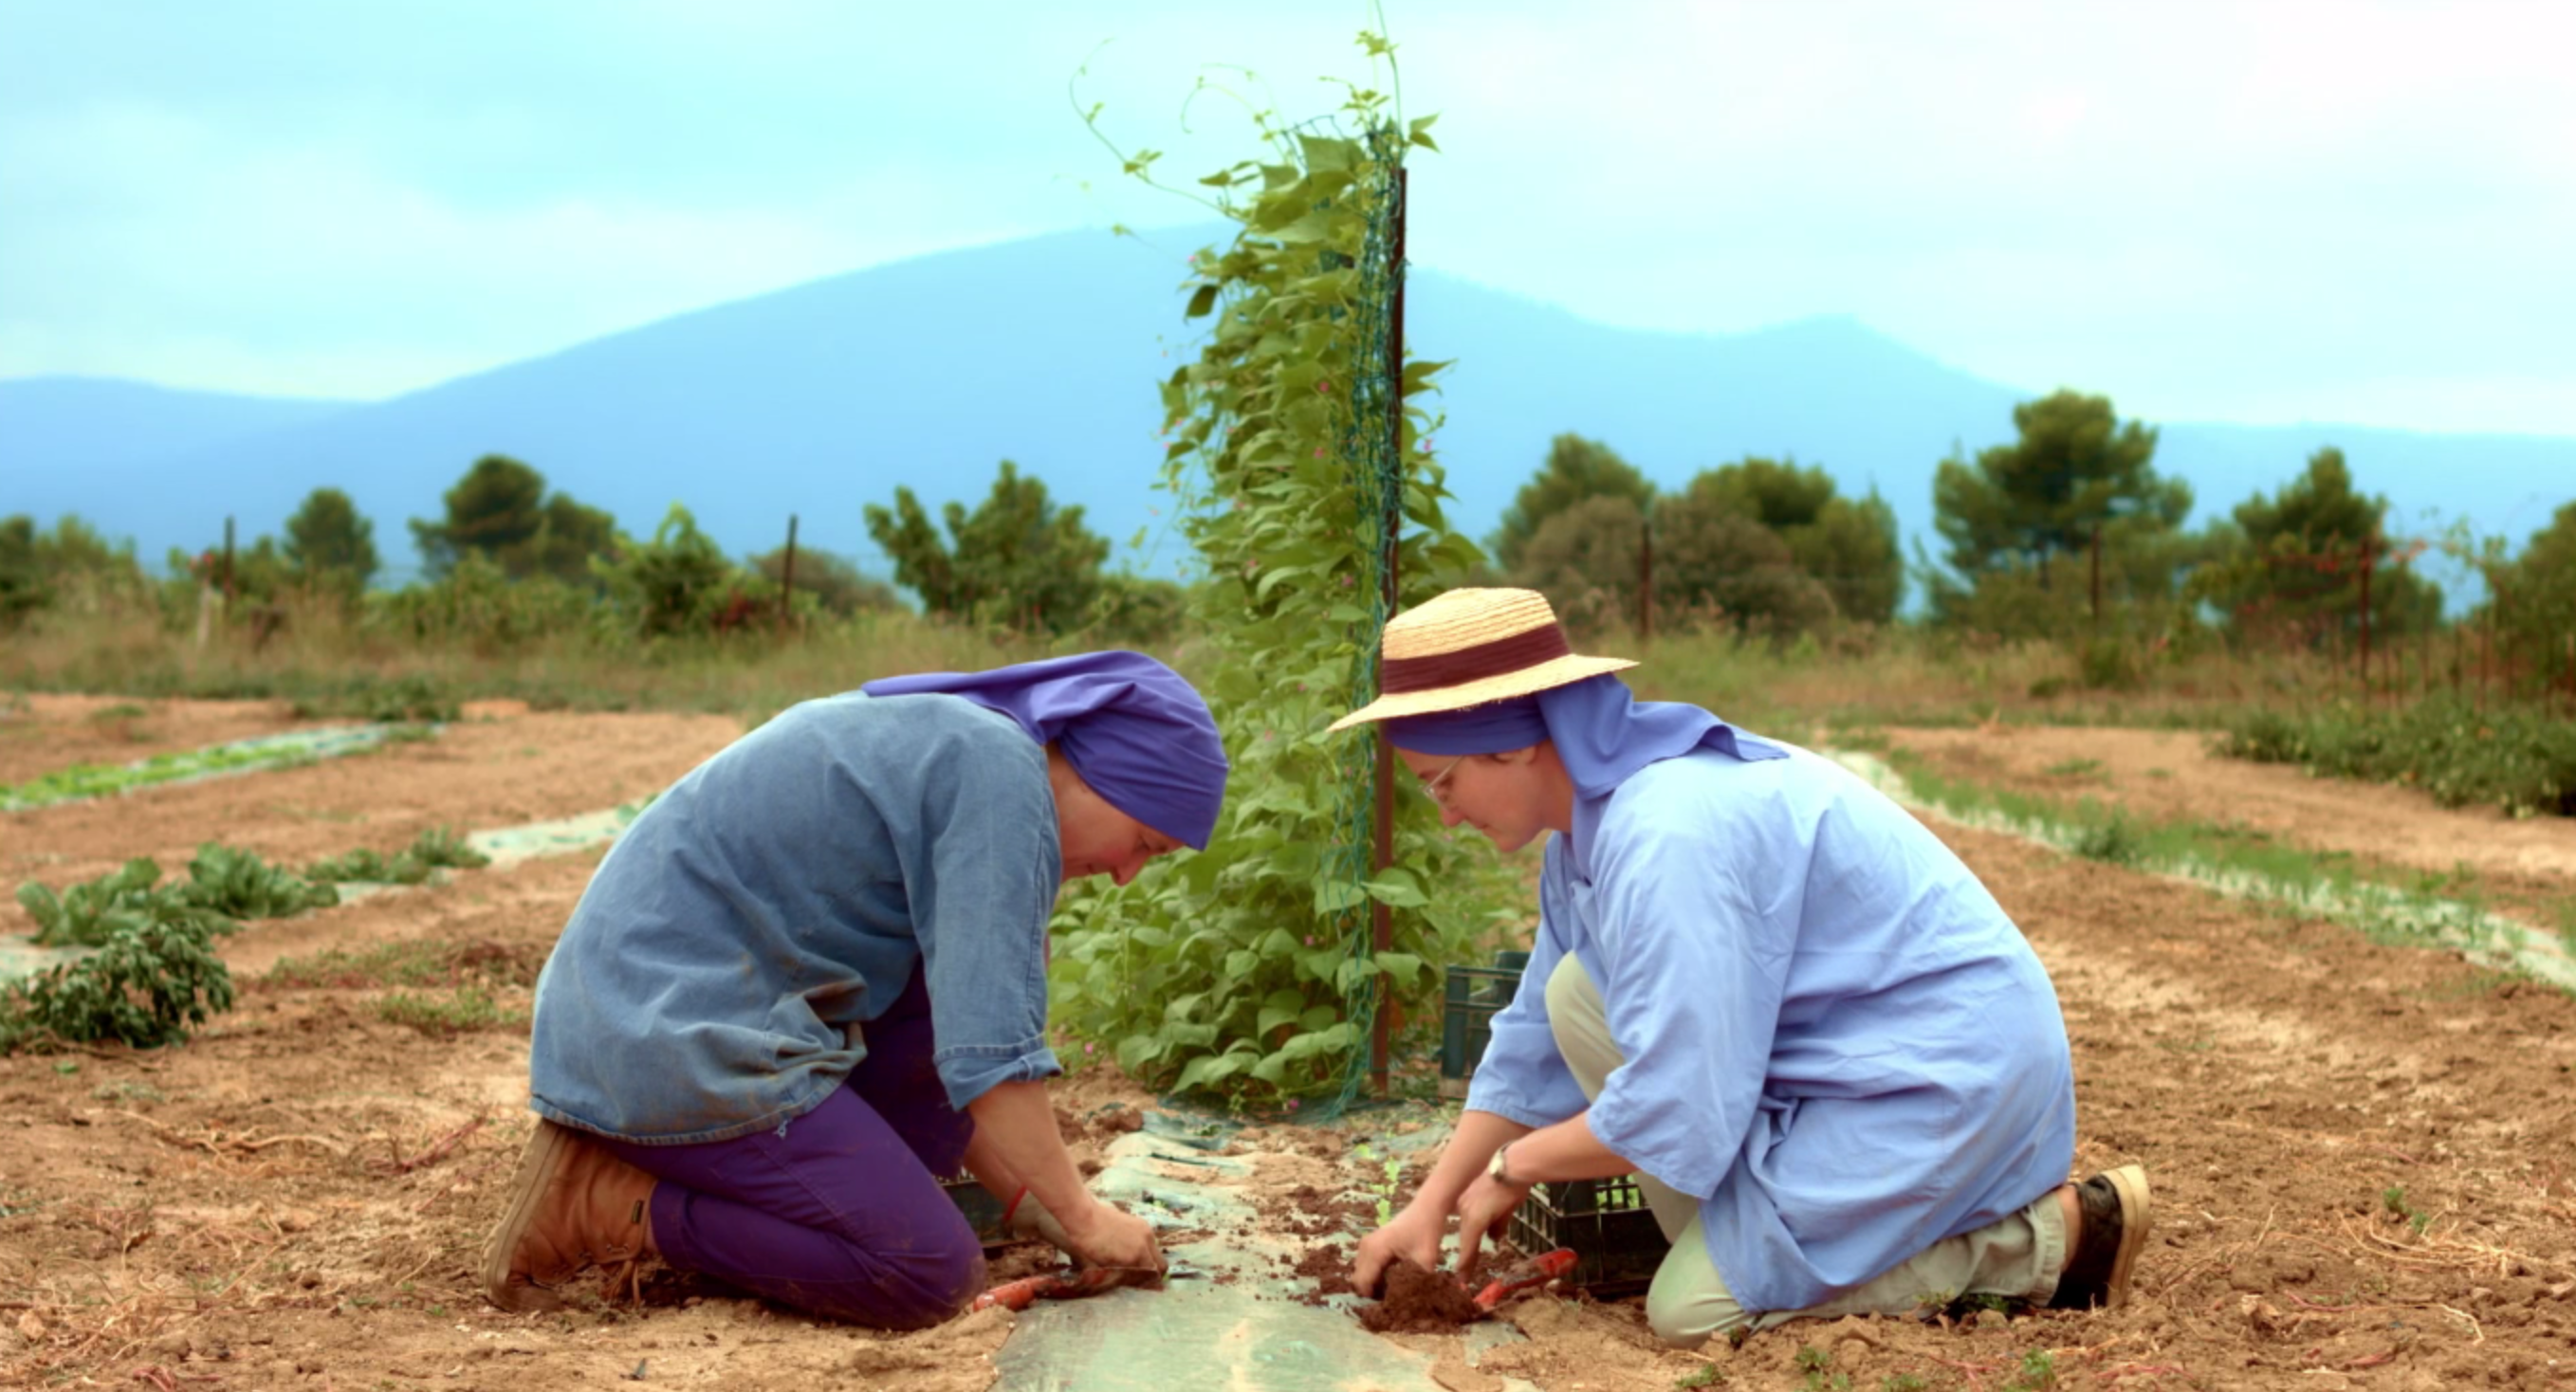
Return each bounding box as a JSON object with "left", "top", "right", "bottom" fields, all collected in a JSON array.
[
  {"left": 2, "top": 699, "right": 2572, "bottom": 1390},
  {"left": 1883, "top": 724, "right": 2576, "bottom": 921}
]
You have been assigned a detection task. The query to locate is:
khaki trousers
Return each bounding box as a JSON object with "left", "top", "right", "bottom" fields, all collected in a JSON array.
[{"left": 1543, "top": 956, "right": 2068, "bottom": 1346}]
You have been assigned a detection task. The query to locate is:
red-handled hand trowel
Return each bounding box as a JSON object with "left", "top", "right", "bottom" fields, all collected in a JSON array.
[{"left": 1471, "top": 1247, "right": 1576, "bottom": 1310}]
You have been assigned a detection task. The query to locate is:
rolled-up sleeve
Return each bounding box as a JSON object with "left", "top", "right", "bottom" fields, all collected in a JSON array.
[
  {"left": 913, "top": 750, "right": 1065, "bottom": 1110},
  {"left": 1462, "top": 840, "right": 1592, "bottom": 1128}
]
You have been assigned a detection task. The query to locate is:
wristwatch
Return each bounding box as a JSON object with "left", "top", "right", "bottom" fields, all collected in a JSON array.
[{"left": 1486, "top": 1142, "right": 1518, "bottom": 1186}]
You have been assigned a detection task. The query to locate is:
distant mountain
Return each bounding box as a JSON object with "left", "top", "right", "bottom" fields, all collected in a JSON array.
[
  {"left": 5, "top": 229, "right": 2567, "bottom": 605},
  {"left": 3, "top": 378, "right": 356, "bottom": 553}
]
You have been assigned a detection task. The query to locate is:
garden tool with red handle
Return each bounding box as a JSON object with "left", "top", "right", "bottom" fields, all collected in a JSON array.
[
  {"left": 971, "top": 1263, "right": 1168, "bottom": 1312},
  {"left": 1471, "top": 1247, "right": 1576, "bottom": 1310}
]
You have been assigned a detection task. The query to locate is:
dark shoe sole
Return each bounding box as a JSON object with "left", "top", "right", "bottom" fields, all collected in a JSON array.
[
  {"left": 480, "top": 1120, "right": 579, "bottom": 1313},
  {"left": 2097, "top": 1164, "right": 2152, "bottom": 1307}
]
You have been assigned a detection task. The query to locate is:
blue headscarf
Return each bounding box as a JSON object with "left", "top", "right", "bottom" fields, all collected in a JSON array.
[
  {"left": 862, "top": 650, "right": 1229, "bottom": 849},
  {"left": 1383, "top": 673, "right": 1784, "bottom": 803}
]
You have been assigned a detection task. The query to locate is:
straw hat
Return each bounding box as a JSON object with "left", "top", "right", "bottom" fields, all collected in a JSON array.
[{"left": 1328, "top": 588, "right": 1634, "bottom": 732}]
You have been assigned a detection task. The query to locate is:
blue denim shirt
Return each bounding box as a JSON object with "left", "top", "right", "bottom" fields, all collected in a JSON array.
[
  {"left": 527, "top": 692, "right": 1063, "bottom": 1145},
  {"left": 1466, "top": 741, "right": 2077, "bottom": 1312}
]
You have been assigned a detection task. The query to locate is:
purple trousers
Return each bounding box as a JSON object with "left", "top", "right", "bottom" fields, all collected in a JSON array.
[{"left": 597, "top": 968, "right": 986, "bottom": 1328}]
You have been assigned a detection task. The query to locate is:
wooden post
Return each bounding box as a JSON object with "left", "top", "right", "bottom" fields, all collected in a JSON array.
[
  {"left": 2357, "top": 535, "right": 2374, "bottom": 705},
  {"left": 2088, "top": 522, "right": 2102, "bottom": 635},
  {"left": 221, "top": 516, "right": 237, "bottom": 612},
  {"left": 1638, "top": 513, "right": 1654, "bottom": 644},
  {"left": 1370, "top": 164, "right": 1408, "bottom": 1097},
  {"left": 779, "top": 514, "right": 800, "bottom": 630},
  {"left": 2479, "top": 604, "right": 2492, "bottom": 711}
]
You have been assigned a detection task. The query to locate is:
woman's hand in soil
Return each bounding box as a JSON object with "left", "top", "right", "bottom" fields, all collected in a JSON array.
[
  {"left": 1058, "top": 1196, "right": 1165, "bottom": 1276},
  {"left": 1452, "top": 1172, "right": 1533, "bottom": 1290},
  {"left": 1353, "top": 1199, "right": 1446, "bottom": 1299}
]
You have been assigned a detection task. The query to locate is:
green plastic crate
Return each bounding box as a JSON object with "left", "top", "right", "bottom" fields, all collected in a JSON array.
[
  {"left": 940, "top": 1175, "right": 1011, "bottom": 1250},
  {"left": 1439, "top": 950, "right": 1532, "bottom": 1099},
  {"left": 1507, "top": 1174, "right": 1670, "bottom": 1296}
]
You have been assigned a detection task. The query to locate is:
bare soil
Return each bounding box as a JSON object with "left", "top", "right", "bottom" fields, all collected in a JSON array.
[{"left": 3, "top": 708, "right": 2573, "bottom": 1389}]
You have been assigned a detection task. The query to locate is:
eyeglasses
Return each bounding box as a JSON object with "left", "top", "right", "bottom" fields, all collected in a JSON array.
[{"left": 1418, "top": 756, "right": 1465, "bottom": 807}]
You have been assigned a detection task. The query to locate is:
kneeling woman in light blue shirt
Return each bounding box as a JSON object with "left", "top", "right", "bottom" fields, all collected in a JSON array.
[
  {"left": 1341, "top": 589, "right": 2151, "bottom": 1347},
  {"left": 483, "top": 651, "right": 1226, "bottom": 1325}
]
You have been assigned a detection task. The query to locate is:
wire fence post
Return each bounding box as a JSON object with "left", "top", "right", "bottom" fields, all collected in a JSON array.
[
  {"left": 779, "top": 514, "right": 800, "bottom": 632},
  {"left": 221, "top": 516, "right": 237, "bottom": 614},
  {"left": 2357, "top": 533, "right": 2374, "bottom": 705},
  {"left": 1369, "top": 162, "right": 1408, "bottom": 1097},
  {"left": 1638, "top": 512, "right": 1654, "bottom": 644},
  {"left": 2088, "top": 522, "right": 2102, "bottom": 636}
]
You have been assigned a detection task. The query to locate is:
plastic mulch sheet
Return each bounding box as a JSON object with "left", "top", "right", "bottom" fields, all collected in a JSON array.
[{"left": 989, "top": 1111, "right": 1537, "bottom": 1392}]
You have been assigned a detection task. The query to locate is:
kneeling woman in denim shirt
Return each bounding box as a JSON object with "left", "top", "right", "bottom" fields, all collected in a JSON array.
[
  {"left": 1340, "top": 590, "right": 2152, "bottom": 1347},
  {"left": 482, "top": 651, "right": 1227, "bottom": 1326}
]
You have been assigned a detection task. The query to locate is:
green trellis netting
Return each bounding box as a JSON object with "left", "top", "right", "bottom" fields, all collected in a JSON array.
[{"left": 1047, "top": 101, "right": 1492, "bottom": 1117}]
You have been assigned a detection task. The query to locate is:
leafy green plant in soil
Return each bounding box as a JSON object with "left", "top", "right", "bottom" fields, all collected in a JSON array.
[
  {"left": 2217, "top": 695, "right": 2576, "bottom": 818},
  {"left": 8, "top": 831, "right": 500, "bottom": 1053},
  {"left": 306, "top": 825, "right": 490, "bottom": 886},
  {"left": 0, "top": 914, "right": 236, "bottom": 1051},
  {"left": 16, "top": 858, "right": 223, "bottom": 948},
  {"left": 178, "top": 844, "right": 340, "bottom": 919},
  {"left": 1046, "top": 32, "right": 1506, "bottom": 1106},
  {"left": 0, "top": 741, "right": 305, "bottom": 813}
]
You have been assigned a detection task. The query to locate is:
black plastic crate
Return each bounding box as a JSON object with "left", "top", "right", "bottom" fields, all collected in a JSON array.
[
  {"left": 1507, "top": 1175, "right": 1670, "bottom": 1297},
  {"left": 1438, "top": 950, "right": 1534, "bottom": 1100},
  {"left": 940, "top": 1175, "right": 1011, "bottom": 1250}
]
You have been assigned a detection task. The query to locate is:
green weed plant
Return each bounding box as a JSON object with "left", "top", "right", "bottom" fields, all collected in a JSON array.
[
  {"left": 375, "top": 987, "right": 520, "bottom": 1036},
  {"left": 306, "top": 825, "right": 491, "bottom": 886}
]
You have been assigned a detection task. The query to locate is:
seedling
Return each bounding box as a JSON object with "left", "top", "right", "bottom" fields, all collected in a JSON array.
[
  {"left": 2000, "top": 1349, "right": 2057, "bottom": 1391},
  {"left": 1794, "top": 1345, "right": 1851, "bottom": 1392},
  {"left": 2380, "top": 1184, "right": 2433, "bottom": 1236},
  {"left": 1672, "top": 1366, "right": 1722, "bottom": 1389}
]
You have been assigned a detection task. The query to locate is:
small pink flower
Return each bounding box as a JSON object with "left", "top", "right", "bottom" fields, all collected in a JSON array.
[
  {"left": 1084, "top": 1041, "right": 1096, "bottom": 1055},
  {"left": 1316, "top": 379, "right": 1332, "bottom": 394},
  {"left": 1286, "top": 1099, "right": 1301, "bottom": 1111},
  {"left": 1303, "top": 936, "right": 1316, "bottom": 946},
  {"left": 1314, "top": 448, "right": 1325, "bottom": 458}
]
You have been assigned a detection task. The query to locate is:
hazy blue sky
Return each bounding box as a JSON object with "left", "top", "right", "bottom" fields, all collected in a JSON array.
[{"left": 4, "top": 0, "right": 2570, "bottom": 434}]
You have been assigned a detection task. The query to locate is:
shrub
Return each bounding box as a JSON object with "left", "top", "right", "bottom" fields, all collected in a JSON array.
[{"left": 0, "top": 914, "right": 236, "bottom": 1051}]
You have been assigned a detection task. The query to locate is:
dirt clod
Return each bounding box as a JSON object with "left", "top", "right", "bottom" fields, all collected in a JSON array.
[{"left": 1357, "top": 1256, "right": 1482, "bottom": 1333}]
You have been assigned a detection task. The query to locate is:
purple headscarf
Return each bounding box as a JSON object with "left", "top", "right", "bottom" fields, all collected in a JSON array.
[
  {"left": 1382, "top": 674, "right": 1783, "bottom": 802},
  {"left": 862, "top": 650, "right": 1229, "bottom": 849}
]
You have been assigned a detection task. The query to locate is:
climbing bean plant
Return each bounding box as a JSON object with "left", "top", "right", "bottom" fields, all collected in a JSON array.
[{"left": 1049, "top": 33, "right": 1517, "bottom": 1107}]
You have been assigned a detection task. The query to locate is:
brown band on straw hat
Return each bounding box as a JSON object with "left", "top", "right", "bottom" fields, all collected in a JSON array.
[
  {"left": 1381, "top": 623, "right": 1572, "bottom": 693},
  {"left": 1328, "top": 587, "right": 1636, "bottom": 733}
]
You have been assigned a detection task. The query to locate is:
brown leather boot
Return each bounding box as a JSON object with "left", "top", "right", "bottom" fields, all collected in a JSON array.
[
  {"left": 481, "top": 1120, "right": 657, "bottom": 1312},
  {"left": 2048, "top": 1164, "right": 2152, "bottom": 1310}
]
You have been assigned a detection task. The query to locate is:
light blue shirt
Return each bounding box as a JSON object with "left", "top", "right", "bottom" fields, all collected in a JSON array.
[
  {"left": 527, "top": 692, "right": 1064, "bottom": 1144},
  {"left": 1466, "top": 740, "right": 2077, "bottom": 1312}
]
